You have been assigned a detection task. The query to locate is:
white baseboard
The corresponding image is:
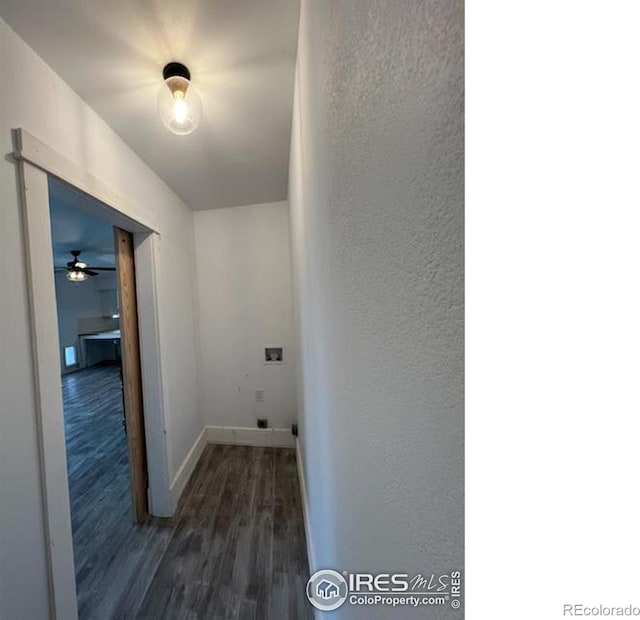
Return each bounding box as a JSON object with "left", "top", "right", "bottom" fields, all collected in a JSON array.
[
  {"left": 296, "top": 438, "right": 316, "bottom": 575},
  {"left": 169, "top": 426, "right": 207, "bottom": 511},
  {"left": 206, "top": 425, "right": 295, "bottom": 448}
]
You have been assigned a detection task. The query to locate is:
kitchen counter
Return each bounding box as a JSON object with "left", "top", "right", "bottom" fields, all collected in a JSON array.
[
  {"left": 81, "top": 329, "right": 121, "bottom": 340},
  {"left": 80, "top": 330, "right": 121, "bottom": 367}
]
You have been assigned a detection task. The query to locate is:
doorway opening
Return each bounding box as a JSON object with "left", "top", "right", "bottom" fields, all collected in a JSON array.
[
  {"left": 48, "top": 177, "right": 150, "bottom": 612},
  {"left": 15, "top": 127, "right": 172, "bottom": 619}
]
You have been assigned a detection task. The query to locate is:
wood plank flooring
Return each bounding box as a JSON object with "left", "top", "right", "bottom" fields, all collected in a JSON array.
[{"left": 62, "top": 366, "right": 312, "bottom": 619}]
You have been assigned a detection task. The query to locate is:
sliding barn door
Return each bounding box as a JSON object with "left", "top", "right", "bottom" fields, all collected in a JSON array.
[{"left": 114, "top": 227, "right": 148, "bottom": 523}]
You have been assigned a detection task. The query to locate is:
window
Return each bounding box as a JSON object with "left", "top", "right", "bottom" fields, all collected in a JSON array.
[{"left": 64, "top": 346, "right": 77, "bottom": 367}]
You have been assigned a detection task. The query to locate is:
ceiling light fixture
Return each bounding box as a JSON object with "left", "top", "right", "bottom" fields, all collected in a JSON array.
[
  {"left": 66, "top": 269, "right": 87, "bottom": 283},
  {"left": 158, "top": 62, "right": 202, "bottom": 136}
]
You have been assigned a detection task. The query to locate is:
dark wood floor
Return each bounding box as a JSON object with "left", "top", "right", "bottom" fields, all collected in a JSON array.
[{"left": 62, "top": 366, "right": 312, "bottom": 619}]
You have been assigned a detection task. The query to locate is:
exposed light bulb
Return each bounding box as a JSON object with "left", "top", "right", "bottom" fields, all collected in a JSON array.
[
  {"left": 173, "top": 93, "right": 188, "bottom": 125},
  {"left": 158, "top": 62, "right": 202, "bottom": 136}
]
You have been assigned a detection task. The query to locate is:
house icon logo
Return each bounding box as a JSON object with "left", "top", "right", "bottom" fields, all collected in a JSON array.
[
  {"left": 306, "top": 569, "right": 348, "bottom": 611},
  {"left": 317, "top": 579, "right": 339, "bottom": 599}
]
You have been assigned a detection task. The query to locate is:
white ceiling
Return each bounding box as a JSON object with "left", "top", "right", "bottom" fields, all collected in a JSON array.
[
  {"left": 1, "top": 0, "right": 300, "bottom": 211},
  {"left": 49, "top": 178, "right": 116, "bottom": 270}
]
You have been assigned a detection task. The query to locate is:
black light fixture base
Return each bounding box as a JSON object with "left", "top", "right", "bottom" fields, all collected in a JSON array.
[{"left": 163, "top": 62, "right": 191, "bottom": 82}]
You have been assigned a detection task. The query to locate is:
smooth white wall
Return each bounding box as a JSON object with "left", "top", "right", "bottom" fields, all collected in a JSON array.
[
  {"left": 0, "top": 19, "right": 202, "bottom": 618},
  {"left": 289, "top": 1, "right": 464, "bottom": 618},
  {"left": 194, "top": 202, "right": 297, "bottom": 430},
  {"left": 55, "top": 273, "right": 102, "bottom": 369},
  {"left": 54, "top": 272, "right": 118, "bottom": 373}
]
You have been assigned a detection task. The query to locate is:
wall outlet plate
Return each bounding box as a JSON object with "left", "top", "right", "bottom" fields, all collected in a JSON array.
[{"left": 255, "top": 389, "right": 264, "bottom": 402}]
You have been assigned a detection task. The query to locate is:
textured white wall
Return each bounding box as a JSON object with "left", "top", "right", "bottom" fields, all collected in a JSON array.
[
  {"left": 193, "top": 202, "right": 297, "bottom": 429},
  {"left": 0, "top": 19, "right": 202, "bottom": 618},
  {"left": 289, "top": 1, "right": 464, "bottom": 618}
]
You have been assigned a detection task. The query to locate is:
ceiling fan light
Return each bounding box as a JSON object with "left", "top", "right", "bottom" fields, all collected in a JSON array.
[
  {"left": 66, "top": 270, "right": 87, "bottom": 283},
  {"left": 158, "top": 63, "right": 202, "bottom": 136}
]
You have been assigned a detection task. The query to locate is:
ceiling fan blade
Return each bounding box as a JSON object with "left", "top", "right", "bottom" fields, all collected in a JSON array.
[
  {"left": 89, "top": 267, "right": 116, "bottom": 271},
  {"left": 82, "top": 269, "right": 100, "bottom": 276}
]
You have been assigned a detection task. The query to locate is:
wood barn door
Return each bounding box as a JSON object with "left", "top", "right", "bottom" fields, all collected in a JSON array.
[{"left": 114, "top": 227, "right": 148, "bottom": 522}]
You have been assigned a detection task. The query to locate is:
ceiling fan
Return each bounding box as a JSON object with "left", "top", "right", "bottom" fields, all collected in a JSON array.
[{"left": 60, "top": 250, "right": 116, "bottom": 282}]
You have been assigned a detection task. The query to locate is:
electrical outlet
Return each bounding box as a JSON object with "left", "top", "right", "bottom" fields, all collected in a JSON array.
[
  {"left": 257, "top": 418, "right": 268, "bottom": 429},
  {"left": 255, "top": 389, "right": 264, "bottom": 403}
]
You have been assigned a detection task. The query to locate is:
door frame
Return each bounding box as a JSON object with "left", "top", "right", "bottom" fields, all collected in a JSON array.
[
  {"left": 115, "top": 226, "right": 150, "bottom": 523},
  {"left": 13, "top": 128, "right": 172, "bottom": 620}
]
